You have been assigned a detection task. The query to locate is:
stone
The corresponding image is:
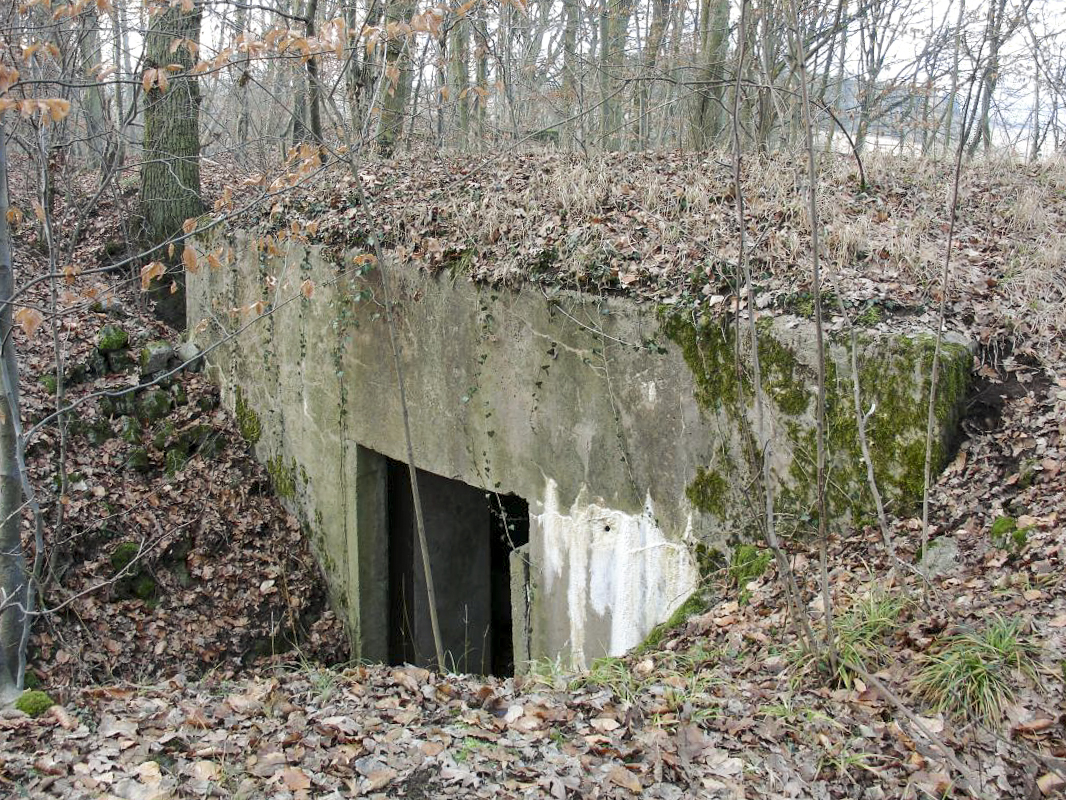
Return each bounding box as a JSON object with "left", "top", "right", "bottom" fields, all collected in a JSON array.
[
  {"left": 140, "top": 341, "right": 174, "bottom": 375},
  {"left": 90, "top": 296, "right": 126, "bottom": 317},
  {"left": 84, "top": 418, "right": 113, "bottom": 446},
  {"left": 919, "top": 536, "right": 959, "bottom": 578},
  {"left": 117, "top": 416, "right": 143, "bottom": 443},
  {"left": 85, "top": 349, "right": 108, "bottom": 378},
  {"left": 164, "top": 447, "right": 188, "bottom": 476},
  {"left": 126, "top": 447, "right": 151, "bottom": 473},
  {"left": 106, "top": 349, "right": 135, "bottom": 374},
  {"left": 152, "top": 421, "right": 176, "bottom": 450},
  {"left": 137, "top": 389, "right": 172, "bottom": 424},
  {"left": 100, "top": 392, "right": 137, "bottom": 418},
  {"left": 97, "top": 324, "right": 128, "bottom": 352},
  {"left": 176, "top": 341, "right": 203, "bottom": 373}
]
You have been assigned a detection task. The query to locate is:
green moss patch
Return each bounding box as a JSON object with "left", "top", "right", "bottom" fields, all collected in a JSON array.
[
  {"left": 664, "top": 310, "right": 972, "bottom": 532},
  {"left": 990, "top": 515, "right": 1029, "bottom": 552},
  {"left": 235, "top": 387, "right": 262, "bottom": 445},
  {"left": 635, "top": 590, "right": 709, "bottom": 655},
  {"left": 111, "top": 541, "right": 140, "bottom": 573},
  {"left": 97, "top": 324, "right": 129, "bottom": 352},
  {"left": 729, "top": 544, "right": 771, "bottom": 587},
  {"left": 15, "top": 690, "right": 55, "bottom": 717},
  {"left": 686, "top": 467, "right": 728, "bottom": 517}
]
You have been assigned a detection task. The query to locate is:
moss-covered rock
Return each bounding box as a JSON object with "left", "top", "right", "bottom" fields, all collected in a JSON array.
[
  {"left": 152, "top": 421, "right": 176, "bottom": 451},
  {"left": 138, "top": 389, "right": 172, "bottom": 424},
  {"left": 126, "top": 447, "right": 150, "bottom": 473},
  {"left": 97, "top": 324, "right": 129, "bottom": 352},
  {"left": 140, "top": 340, "right": 175, "bottom": 375},
  {"left": 100, "top": 392, "right": 137, "bottom": 418},
  {"left": 106, "top": 349, "right": 135, "bottom": 374},
  {"left": 132, "top": 574, "right": 157, "bottom": 600},
  {"left": 117, "top": 416, "right": 142, "bottom": 443},
  {"left": 164, "top": 448, "right": 188, "bottom": 476},
  {"left": 84, "top": 418, "right": 113, "bottom": 446},
  {"left": 111, "top": 541, "right": 140, "bottom": 573},
  {"left": 15, "top": 690, "right": 54, "bottom": 717}
]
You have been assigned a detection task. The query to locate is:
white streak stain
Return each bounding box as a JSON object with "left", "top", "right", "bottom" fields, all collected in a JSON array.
[{"left": 535, "top": 479, "right": 698, "bottom": 670}]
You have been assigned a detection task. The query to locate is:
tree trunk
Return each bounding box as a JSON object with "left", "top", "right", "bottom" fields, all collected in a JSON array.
[
  {"left": 140, "top": 1, "right": 204, "bottom": 327},
  {"left": 110, "top": 5, "right": 127, "bottom": 167},
  {"left": 600, "top": 0, "right": 634, "bottom": 150},
  {"left": 474, "top": 2, "right": 488, "bottom": 144},
  {"left": 692, "top": 0, "right": 729, "bottom": 149},
  {"left": 377, "top": 0, "right": 416, "bottom": 155},
  {"left": 0, "top": 118, "right": 26, "bottom": 703},
  {"left": 638, "top": 0, "right": 669, "bottom": 148},
  {"left": 234, "top": 1, "right": 251, "bottom": 154},
  {"left": 451, "top": 16, "right": 470, "bottom": 147},
  {"left": 80, "top": 9, "right": 109, "bottom": 168},
  {"left": 561, "top": 0, "right": 579, "bottom": 147}
]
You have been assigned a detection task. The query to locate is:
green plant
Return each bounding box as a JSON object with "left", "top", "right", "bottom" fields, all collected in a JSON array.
[
  {"left": 15, "top": 690, "right": 55, "bottom": 717},
  {"left": 525, "top": 655, "right": 570, "bottom": 690},
  {"left": 913, "top": 616, "right": 1039, "bottom": 723},
  {"left": 454, "top": 736, "right": 486, "bottom": 762},
  {"left": 795, "top": 589, "right": 908, "bottom": 688},
  {"left": 729, "top": 545, "right": 771, "bottom": 604},
  {"left": 990, "top": 516, "right": 1029, "bottom": 553},
  {"left": 729, "top": 545, "right": 771, "bottom": 586},
  {"left": 574, "top": 657, "right": 640, "bottom": 704},
  {"left": 819, "top": 748, "right": 890, "bottom": 784}
]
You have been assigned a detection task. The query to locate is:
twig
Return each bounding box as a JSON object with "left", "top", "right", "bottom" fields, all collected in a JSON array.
[
  {"left": 847, "top": 660, "right": 986, "bottom": 799},
  {"left": 730, "top": 0, "right": 815, "bottom": 652}
]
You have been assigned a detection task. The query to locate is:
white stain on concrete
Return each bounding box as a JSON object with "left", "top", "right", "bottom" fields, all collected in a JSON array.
[
  {"left": 536, "top": 479, "right": 698, "bottom": 670},
  {"left": 641, "top": 380, "right": 658, "bottom": 404}
]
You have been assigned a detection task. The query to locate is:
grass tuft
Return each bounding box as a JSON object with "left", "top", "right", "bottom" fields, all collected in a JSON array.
[
  {"left": 795, "top": 589, "right": 908, "bottom": 688},
  {"left": 913, "top": 615, "right": 1039, "bottom": 723}
]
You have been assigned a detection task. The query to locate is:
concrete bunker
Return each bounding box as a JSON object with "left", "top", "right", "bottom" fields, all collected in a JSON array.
[{"left": 187, "top": 231, "right": 974, "bottom": 673}]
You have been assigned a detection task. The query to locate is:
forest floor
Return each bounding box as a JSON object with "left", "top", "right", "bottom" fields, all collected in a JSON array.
[{"left": 1, "top": 149, "right": 1065, "bottom": 799}]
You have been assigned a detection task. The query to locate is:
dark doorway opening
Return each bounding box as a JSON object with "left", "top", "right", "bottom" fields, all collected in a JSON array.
[{"left": 386, "top": 459, "right": 529, "bottom": 676}]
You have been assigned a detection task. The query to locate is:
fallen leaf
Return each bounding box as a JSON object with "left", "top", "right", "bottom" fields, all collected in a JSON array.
[
  {"left": 280, "top": 767, "right": 311, "bottom": 791},
  {"left": 607, "top": 765, "right": 642, "bottom": 793}
]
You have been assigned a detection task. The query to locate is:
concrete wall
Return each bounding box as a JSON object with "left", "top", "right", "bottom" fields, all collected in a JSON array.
[{"left": 187, "top": 232, "right": 971, "bottom": 671}]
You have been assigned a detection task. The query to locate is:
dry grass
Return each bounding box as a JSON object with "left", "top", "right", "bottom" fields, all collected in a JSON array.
[{"left": 279, "top": 149, "right": 1066, "bottom": 363}]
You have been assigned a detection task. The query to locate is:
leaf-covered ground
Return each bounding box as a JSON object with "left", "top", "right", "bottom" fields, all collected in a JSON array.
[{"left": 1, "top": 150, "right": 1064, "bottom": 798}]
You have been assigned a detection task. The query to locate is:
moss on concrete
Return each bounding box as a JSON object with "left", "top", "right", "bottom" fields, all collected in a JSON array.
[
  {"left": 663, "top": 311, "right": 972, "bottom": 530},
  {"left": 686, "top": 467, "right": 728, "bottom": 517},
  {"left": 634, "top": 590, "right": 709, "bottom": 655},
  {"left": 235, "top": 387, "right": 262, "bottom": 445},
  {"left": 660, "top": 312, "right": 746, "bottom": 414},
  {"left": 267, "top": 453, "right": 298, "bottom": 500}
]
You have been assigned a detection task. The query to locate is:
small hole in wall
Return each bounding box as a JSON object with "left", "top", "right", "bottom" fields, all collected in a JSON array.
[{"left": 604, "top": 524, "right": 611, "bottom": 532}]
